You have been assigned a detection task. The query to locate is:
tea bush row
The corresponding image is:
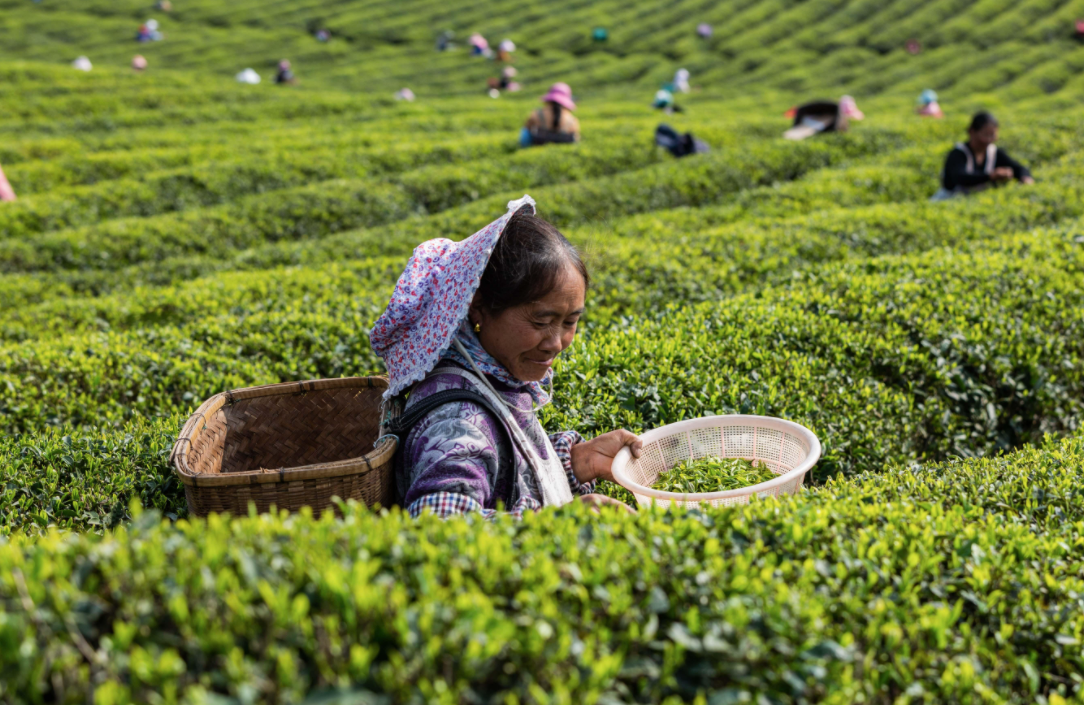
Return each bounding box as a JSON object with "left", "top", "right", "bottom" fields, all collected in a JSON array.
[
  {"left": 0, "top": 132, "right": 659, "bottom": 240},
  {"left": 0, "top": 153, "right": 941, "bottom": 319},
  {"left": 9, "top": 110, "right": 1073, "bottom": 306},
  {"left": 2, "top": 172, "right": 1080, "bottom": 344},
  {"left": 4, "top": 0, "right": 1082, "bottom": 101},
  {"left": 1, "top": 228, "right": 1081, "bottom": 491},
  {"left": 544, "top": 227, "right": 1084, "bottom": 480},
  {"left": 11, "top": 139, "right": 1068, "bottom": 314},
  {"left": 1, "top": 432, "right": 1081, "bottom": 702},
  {"left": 2, "top": 131, "right": 510, "bottom": 194},
  {"left": 584, "top": 176, "right": 1084, "bottom": 322},
  {"left": 0, "top": 127, "right": 912, "bottom": 281}
]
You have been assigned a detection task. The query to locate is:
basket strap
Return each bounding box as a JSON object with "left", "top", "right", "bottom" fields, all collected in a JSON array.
[{"left": 385, "top": 388, "right": 513, "bottom": 456}]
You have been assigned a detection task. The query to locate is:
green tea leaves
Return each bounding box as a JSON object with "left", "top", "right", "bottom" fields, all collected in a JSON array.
[{"left": 653, "top": 457, "right": 778, "bottom": 494}]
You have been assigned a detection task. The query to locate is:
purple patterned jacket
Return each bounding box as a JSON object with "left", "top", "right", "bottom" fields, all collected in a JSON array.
[{"left": 396, "top": 362, "right": 595, "bottom": 519}]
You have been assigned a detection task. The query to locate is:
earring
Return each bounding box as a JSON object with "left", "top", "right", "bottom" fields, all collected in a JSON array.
[{"left": 473, "top": 322, "right": 481, "bottom": 333}]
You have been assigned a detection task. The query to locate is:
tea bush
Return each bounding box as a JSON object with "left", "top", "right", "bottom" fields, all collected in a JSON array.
[
  {"left": 1, "top": 226, "right": 1080, "bottom": 529},
  {"left": 0, "top": 128, "right": 902, "bottom": 277},
  {"left": 1, "top": 433, "right": 1082, "bottom": 703}
]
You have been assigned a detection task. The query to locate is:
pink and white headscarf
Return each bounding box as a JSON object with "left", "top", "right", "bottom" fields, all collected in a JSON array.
[{"left": 370, "top": 195, "right": 552, "bottom": 402}]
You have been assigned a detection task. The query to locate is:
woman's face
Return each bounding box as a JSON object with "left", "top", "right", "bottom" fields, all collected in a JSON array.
[
  {"left": 473, "top": 266, "right": 586, "bottom": 382},
  {"left": 970, "top": 123, "right": 998, "bottom": 151}
]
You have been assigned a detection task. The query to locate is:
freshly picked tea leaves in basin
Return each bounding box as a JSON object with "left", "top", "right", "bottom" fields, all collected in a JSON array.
[{"left": 653, "top": 456, "right": 777, "bottom": 494}]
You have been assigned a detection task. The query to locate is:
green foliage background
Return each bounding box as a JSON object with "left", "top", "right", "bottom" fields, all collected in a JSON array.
[{"left": 1, "top": 0, "right": 1084, "bottom": 701}]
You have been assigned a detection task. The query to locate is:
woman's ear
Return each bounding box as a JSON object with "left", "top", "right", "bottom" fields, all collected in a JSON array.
[{"left": 467, "top": 294, "right": 484, "bottom": 328}]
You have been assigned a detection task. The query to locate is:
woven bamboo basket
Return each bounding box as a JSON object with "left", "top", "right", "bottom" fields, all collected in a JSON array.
[
  {"left": 171, "top": 377, "right": 397, "bottom": 517},
  {"left": 611, "top": 415, "right": 821, "bottom": 509}
]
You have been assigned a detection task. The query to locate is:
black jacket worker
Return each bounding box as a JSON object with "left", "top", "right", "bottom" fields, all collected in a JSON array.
[{"left": 932, "top": 111, "right": 1034, "bottom": 200}]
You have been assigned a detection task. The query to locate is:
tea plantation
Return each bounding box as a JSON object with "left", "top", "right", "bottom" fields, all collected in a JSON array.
[{"left": 2, "top": 0, "right": 1084, "bottom": 702}]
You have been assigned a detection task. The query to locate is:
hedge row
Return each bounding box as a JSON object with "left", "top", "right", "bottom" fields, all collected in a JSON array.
[
  {"left": 4, "top": 0, "right": 1078, "bottom": 95},
  {"left": 544, "top": 226, "right": 1084, "bottom": 481},
  {"left": 1, "top": 433, "right": 1081, "bottom": 702},
  {"left": 2, "top": 172, "right": 1080, "bottom": 344},
  {"left": 0, "top": 228, "right": 1080, "bottom": 523},
  {"left": 0, "top": 414, "right": 183, "bottom": 535},
  {"left": 0, "top": 126, "right": 905, "bottom": 271},
  {"left": 2, "top": 131, "right": 509, "bottom": 194},
  {"left": 0, "top": 129, "right": 954, "bottom": 314},
  {"left": 3, "top": 131, "right": 658, "bottom": 239},
  {"left": 584, "top": 176, "right": 1084, "bottom": 323},
  {"left": 0, "top": 258, "right": 401, "bottom": 343},
  {"left": 35, "top": 131, "right": 1078, "bottom": 308}
]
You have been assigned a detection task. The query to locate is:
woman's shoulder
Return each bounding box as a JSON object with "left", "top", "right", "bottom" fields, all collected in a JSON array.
[
  {"left": 408, "top": 362, "right": 525, "bottom": 406},
  {"left": 406, "top": 365, "right": 475, "bottom": 405},
  {"left": 403, "top": 364, "right": 510, "bottom": 442},
  {"left": 562, "top": 111, "right": 581, "bottom": 134}
]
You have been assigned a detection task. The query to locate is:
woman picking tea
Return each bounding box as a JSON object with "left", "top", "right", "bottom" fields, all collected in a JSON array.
[{"left": 370, "top": 196, "right": 641, "bottom": 518}]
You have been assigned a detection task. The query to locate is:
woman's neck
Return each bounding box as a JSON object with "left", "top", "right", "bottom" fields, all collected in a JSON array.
[{"left": 967, "top": 139, "right": 991, "bottom": 156}]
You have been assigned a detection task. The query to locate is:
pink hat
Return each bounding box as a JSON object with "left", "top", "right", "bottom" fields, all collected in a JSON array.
[
  {"left": 840, "top": 95, "right": 864, "bottom": 120},
  {"left": 370, "top": 195, "right": 537, "bottom": 398},
  {"left": 541, "top": 82, "right": 576, "bottom": 111}
]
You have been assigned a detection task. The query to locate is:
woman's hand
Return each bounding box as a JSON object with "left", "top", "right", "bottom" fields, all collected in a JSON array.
[
  {"left": 993, "top": 167, "right": 1014, "bottom": 181},
  {"left": 576, "top": 493, "right": 635, "bottom": 513},
  {"left": 570, "top": 429, "right": 643, "bottom": 484},
  {"left": 1021, "top": 175, "right": 1036, "bottom": 185}
]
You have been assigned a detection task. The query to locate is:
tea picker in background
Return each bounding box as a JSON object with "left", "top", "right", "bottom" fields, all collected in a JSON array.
[
  {"left": 155, "top": 0, "right": 172, "bottom": 11},
  {"left": 521, "top": 83, "right": 580, "bottom": 146},
  {"left": 654, "top": 124, "right": 709, "bottom": 158},
  {"left": 839, "top": 95, "right": 864, "bottom": 120},
  {"left": 653, "top": 88, "right": 683, "bottom": 114},
  {"left": 498, "top": 67, "right": 520, "bottom": 92},
  {"left": 136, "top": 19, "right": 163, "bottom": 42},
  {"left": 783, "top": 98, "right": 850, "bottom": 140},
  {"left": 275, "top": 60, "right": 297, "bottom": 85},
  {"left": 931, "top": 111, "right": 1033, "bottom": 201},
  {"left": 370, "top": 195, "right": 642, "bottom": 519},
  {"left": 697, "top": 23, "right": 713, "bottom": 39},
  {"left": 487, "top": 68, "right": 520, "bottom": 97},
  {"left": 436, "top": 30, "right": 454, "bottom": 51},
  {"left": 469, "top": 33, "right": 491, "bottom": 57},
  {"left": 672, "top": 68, "right": 690, "bottom": 93},
  {"left": 593, "top": 27, "right": 608, "bottom": 42},
  {"left": 653, "top": 70, "right": 690, "bottom": 113},
  {"left": 916, "top": 89, "right": 942, "bottom": 118},
  {"left": 395, "top": 87, "right": 415, "bottom": 101},
  {"left": 131, "top": 55, "right": 148, "bottom": 72},
  {"left": 0, "top": 163, "right": 16, "bottom": 202},
  {"left": 497, "top": 39, "right": 516, "bottom": 62},
  {"left": 72, "top": 56, "right": 93, "bottom": 71}
]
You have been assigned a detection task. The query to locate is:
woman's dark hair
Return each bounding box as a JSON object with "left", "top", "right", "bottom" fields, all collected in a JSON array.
[
  {"left": 969, "top": 111, "right": 999, "bottom": 132},
  {"left": 475, "top": 208, "right": 589, "bottom": 314},
  {"left": 549, "top": 100, "right": 562, "bottom": 129}
]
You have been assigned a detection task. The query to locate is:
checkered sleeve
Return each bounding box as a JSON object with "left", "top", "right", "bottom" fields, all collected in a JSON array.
[
  {"left": 550, "top": 430, "right": 596, "bottom": 496},
  {"left": 407, "top": 492, "right": 543, "bottom": 520}
]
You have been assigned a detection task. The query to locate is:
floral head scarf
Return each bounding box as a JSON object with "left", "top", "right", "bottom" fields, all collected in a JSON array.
[{"left": 370, "top": 195, "right": 552, "bottom": 402}]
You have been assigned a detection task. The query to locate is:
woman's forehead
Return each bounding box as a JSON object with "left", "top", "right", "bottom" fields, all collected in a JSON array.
[{"left": 528, "top": 272, "right": 586, "bottom": 311}]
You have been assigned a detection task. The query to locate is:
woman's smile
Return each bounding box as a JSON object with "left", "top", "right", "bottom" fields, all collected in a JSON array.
[{"left": 472, "top": 266, "right": 585, "bottom": 383}]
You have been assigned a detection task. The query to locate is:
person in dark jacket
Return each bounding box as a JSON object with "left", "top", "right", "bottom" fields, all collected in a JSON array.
[
  {"left": 275, "top": 60, "right": 297, "bottom": 85},
  {"left": 931, "top": 111, "right": 1033, "bottom": 200}
]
